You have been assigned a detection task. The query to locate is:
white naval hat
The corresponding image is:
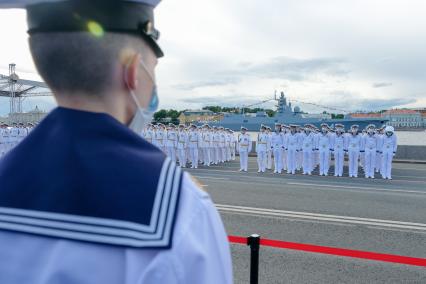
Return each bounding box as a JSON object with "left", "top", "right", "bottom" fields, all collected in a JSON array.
[
  {"left": 385, "top": 126, "right": 394, "bottom": 133},
  {"left": 0, "top": 0, "right": 164, "bottom": 57}
]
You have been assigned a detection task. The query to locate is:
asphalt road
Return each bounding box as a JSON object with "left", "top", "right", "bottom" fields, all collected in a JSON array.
[{"left": 186, "top": 158, "right": 426, "bottom": 284}]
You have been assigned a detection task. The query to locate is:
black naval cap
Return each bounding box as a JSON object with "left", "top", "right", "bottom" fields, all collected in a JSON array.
[{"left": 0, "top": 0, "right": 164, "bottom": 58}]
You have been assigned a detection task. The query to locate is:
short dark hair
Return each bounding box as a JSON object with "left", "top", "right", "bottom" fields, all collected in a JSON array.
[{"left": 29, "top": 32, "right": 147, "bottom": 95}]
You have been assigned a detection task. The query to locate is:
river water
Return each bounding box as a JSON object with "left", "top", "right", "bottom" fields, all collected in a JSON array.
[{"left": 245, "top": 131, "right": 426, "bottom": 146}]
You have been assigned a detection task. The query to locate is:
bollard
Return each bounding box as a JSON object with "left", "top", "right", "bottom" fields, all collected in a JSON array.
[{"left": 247, "top": 234, "right": 260, "bottom": 284}]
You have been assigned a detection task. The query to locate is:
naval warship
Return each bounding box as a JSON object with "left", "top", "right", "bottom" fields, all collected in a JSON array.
[{"left": 202, "top": 92, "right": 387, "bottom": 131}]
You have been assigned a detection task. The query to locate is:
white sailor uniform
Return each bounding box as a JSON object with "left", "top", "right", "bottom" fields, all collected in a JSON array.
[
  {"left": 256, "top": 132, "right": 268, "bottom": 173},
  {"left": 238, "top": 133, "right": 251, "bottom": 171},
  {"left": 380, "top": 133, "right": 397, "bottom": 179},
  {"left": 348, "top": 134, "right": 362, "bottom": 177},
  {"left": 270, "top": 132, "right": 284, "bottom": 173}
]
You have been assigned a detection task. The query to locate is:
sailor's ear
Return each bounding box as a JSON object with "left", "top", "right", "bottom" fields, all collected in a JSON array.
[{"left": 123, "top": 54, "right": 141, "bottom": 90}]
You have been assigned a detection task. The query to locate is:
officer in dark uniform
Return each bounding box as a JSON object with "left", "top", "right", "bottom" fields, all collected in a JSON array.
[{"left": 0, "top": 1, "right": 232, "bottom": 283}]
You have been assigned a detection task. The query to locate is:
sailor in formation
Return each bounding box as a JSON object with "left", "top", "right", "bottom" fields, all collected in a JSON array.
[
  {"left": 270, "top": 123, "right": 284, "bottom": 174},
  {"left": 317, "top": 124, "right": 332, "bottom": 176},
  {"left": 280, "top": 124, "right": 289, "bottom": 172},
  {"left": 144, "top": 123, "right": 238, "bottom": 169},
  {"left": 380, "top": 126, "right": 397, "bottom": 179},
  {"left": 0, "top": 122, "right": 34, "bottom": 158},
  {"left": 256, "top": 125, "right": 269, "bottom": 173},
  {"left": 165, "top": 123, "right": 178, "bottom": 162},
  {"left": 238, "top": 127, "right": 252, "bottom": 171},
  {"left": 347, "top": 125, "right": 362, "bottom": 177},
  {"left": 362, "top": 124, "right": 379, "bottom": 178},
  {"left": 230, "top": 129, "right": 237, "bottom": 160},
  {"left": 202, "top": 124, "right": 212, "bottom": 166},
  {"left": 301, "top": 124, "right": 315, "bottom": 175},
  {"left": 266, "top": 126, "right": 273, "bottom": 170},
  {"left": 285, "top": 125, "right": 299, "bottom": 174},
  {"left": 141, "top": 122, "right": 397, "bottom": 180},
  {"left": 188, "top": 124, "right": 200, "bottom": 169},
  {"left": 177, "top": 124, "right": 188, "bottom": 167},
  {"left": 331, "top": 124, "right": 346, "bottom": 177}
]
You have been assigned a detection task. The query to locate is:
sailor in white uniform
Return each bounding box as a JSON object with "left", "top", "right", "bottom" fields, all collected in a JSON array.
[
  {"left": 177, "top": 124, "right": 188, "bottom": 168},
  {"left": 188, "top": 124, "right": 200, "bottom": 168},
  {"left": 285, "top": 125, "right": 299, "bottom": 174},
  {"left": 256, "top": 125, "right": 268, "bottom": 173},
  {"left": 281, "top": 124, "right": 289, "bottom": 172},
  {"left": 266, "top": 126, "right": 273, "bottom": 170},
  {"left": 318, "top": 125, "right": 332, "bottom": 176},
  {"left": 363, "top": 124, "right": 379, "bottom": 178},
  {"left": 230, "top": 129, "right": 237, "bottom": 160},
  {"left": 376, "top": 126, "right": 385, "bottom": 174},
  {"left": 238, "top": 126, "right": 251, "bottom": 172},
  {"left": 271, "top": 123, "right": 284, "bottom": 174},
  {"left": 331, "top": 124, "right": 346, "bottom": 177},
  {"left": 301, "top": 125, "right": 315, "bottom": 175},
  {"left": 347, "top": 125, "right": 362, "bottom": 178},
  {"left": 154, "top": 123, "right": 166, "bottom": 151},
  {"left": 165, "top": 123, "right": 178, "bottom": 162},
  {"left": 0, "top": 1, "right": 232, "bottom": 284},
  {"left": 142, "top": 123, "right": 154, "bottom": 144},
  {"left": 201, "top": 124, "right": 212, "bottom": 166},
  {"left": 380, "top": 126, "right": 397, "bottom": 179},
  {"left": 212, "top": 126, "right": 220, "bottom": 164},
  {"left": 219, "top": 126, "right": 226, "bottom": 163}
]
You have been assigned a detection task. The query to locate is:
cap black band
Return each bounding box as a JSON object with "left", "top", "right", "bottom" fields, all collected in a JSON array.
[{"left": 26, "top": 0, "right": 163, "bottom": 57}]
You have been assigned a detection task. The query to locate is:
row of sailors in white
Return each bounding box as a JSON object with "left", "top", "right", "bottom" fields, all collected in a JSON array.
[
  {"left": 142, "top": 123, "right": 237, "bottom": 168},
  {"left": 239, "top": 123, "right": 397, "bottom": 179},
  {"left": 0, "top": 123, "right": 35, "bottom": 157}
]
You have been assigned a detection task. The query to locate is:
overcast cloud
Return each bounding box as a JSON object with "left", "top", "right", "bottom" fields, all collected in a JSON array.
[{"left": 0, "top": 0, "right": 425, "bottom": 115}]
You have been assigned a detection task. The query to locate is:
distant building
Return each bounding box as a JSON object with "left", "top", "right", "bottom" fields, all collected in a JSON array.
[
  {"left": 382, "top": 109, "right": 423, "bottom": 129},
  {"left": 349, "top": 113, "right": 382, "bottom": 119},
  {"left": 412, "top": 108, "right": 426, "bottom": 128},
  {"left": 6, "top": 106, "right": 47, "bottom": 124},
  {"left": 178, "top": 109, "right": 222, "bottom": 124}
]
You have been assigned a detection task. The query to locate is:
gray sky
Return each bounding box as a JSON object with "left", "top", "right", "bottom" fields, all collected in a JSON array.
[{"left": 1, "top": 0, "right": 425, "bottom": 115}]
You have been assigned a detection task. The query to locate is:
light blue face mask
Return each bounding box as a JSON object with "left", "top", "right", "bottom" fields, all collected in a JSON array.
[{"left": 128, "top": 59, "right": 159, "bottom": 134}]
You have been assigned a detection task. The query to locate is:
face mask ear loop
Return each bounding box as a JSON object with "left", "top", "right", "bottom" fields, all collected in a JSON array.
[{"left": 124, "top": 60, "right": 143, "bottom": 110}]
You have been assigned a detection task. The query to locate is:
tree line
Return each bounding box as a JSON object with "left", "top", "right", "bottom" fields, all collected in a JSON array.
[{"left": 153, "top": 106, "right": 346, "bottom": 123}]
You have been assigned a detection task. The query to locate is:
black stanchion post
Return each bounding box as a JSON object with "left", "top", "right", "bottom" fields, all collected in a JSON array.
[{"left": 247, "top": 234, "right": 260, "bottom": 284}]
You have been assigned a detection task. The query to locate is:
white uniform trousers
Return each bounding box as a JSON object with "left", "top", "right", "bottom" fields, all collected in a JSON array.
[
  {"left": 267, "top": 150, "right": 272, "bottom": 170},
  {"left": 211, "top": 147, "right": 217, "bottom": 164},
  {"left": 348, "top": 149, "right": 360, "bottom": 177},
  {"left": 381, "top": 151, "right": 394, "bottom": 179},
  {"left": 239, "top": 150, "right": 249, "bottom": 171},
  {"left": 203, "top": 147, "right": 211, "bottom": 166},
  {"left": 226, "top": 147, "right": 230, "bottom": 161},
  {"left": 178, "top": 148, "right": 187, "bottom": 168},
  {"left": 302, "top": 150, "right": 313, "bottom": 174},
  {"left": 364, "top": 148, "right": 376, "bottom": 178},
  {"left": 166, "top": 146, "right": 176, "bottom": 162},
  {"left": 189, "top": 147, "right": 198, "bottom": 168},
  {"left": 272, "top": 148, "right": 282, "bottom": 173},
  {"left": 257, "top": 150, "right": 267, "bottom": 172},
  {"left": 296, "top": 151, "right": 302, "bottom": 170},
  {"left": 375, "top": 152, "right": 382, "bottom": 173},
  {"left": 231, "top": 145, "right": 236, "bottom": 160},
  {"left": 319, "top": 150, "right": 330, "bottom": 176},
  {"left": 287, "top": 149, "right": 297, "bottom": 174},
  {"left": 333, "top": 150, "right": 344, "bottom": 177},
  {"left": 282, "top": 149, "right": 287, "bottom": 171},
  {"left": 221, "top": 147, "right": 226, "bottom": 163}
]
